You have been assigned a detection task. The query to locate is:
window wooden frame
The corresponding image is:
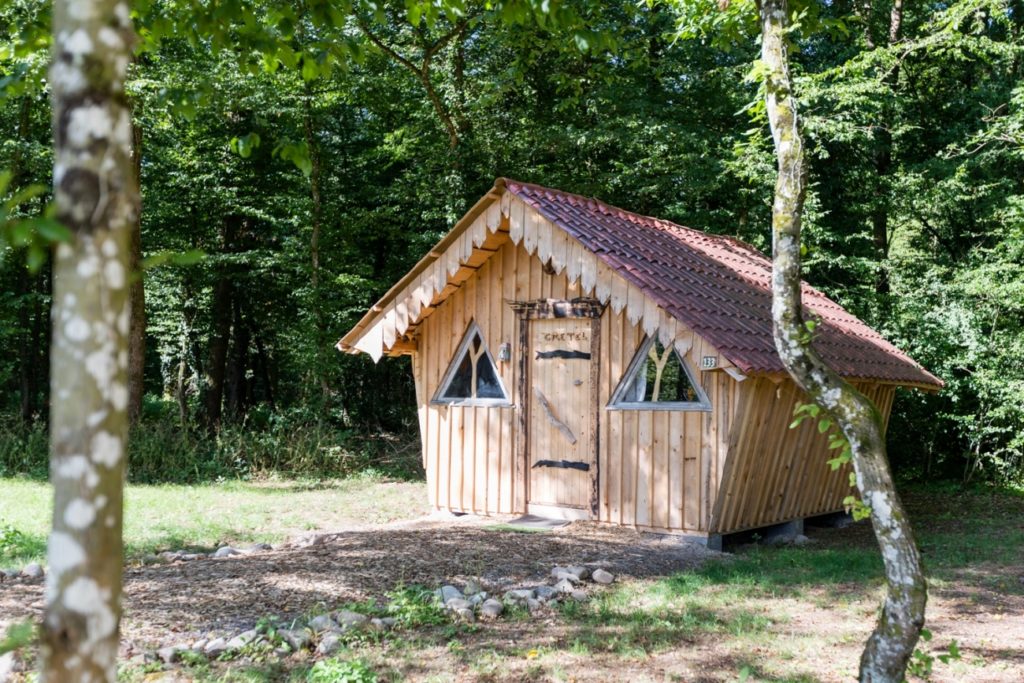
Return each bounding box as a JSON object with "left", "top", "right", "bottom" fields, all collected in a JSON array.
[
  {"left": 431, "top": 320, "right": 511, "bottom": 407},
  {"left": 608, "top": 336, "right": 712, "bottom": 411}
]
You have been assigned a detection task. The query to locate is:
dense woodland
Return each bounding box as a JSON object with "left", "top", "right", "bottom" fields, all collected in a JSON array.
[{"left": 1, "top": 0, "right": 1022, "bottom": 485}]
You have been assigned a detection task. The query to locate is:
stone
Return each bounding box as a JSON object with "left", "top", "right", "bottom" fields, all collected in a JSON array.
[
  {"left": 212, "top": 546, "right": 240, "bottom": 558},
  {"left": 445, "top": 597, "right": 473, "bottom": 612},
  {"left": 21, "top": 563, "right": 43, "bottom": 579},
  {"left": 552, "top": 571, "right": 581, "bottom": 584},
  {"left": 455, "top": 608, "right": 475, "bottom": 623},
  {"left": 158, "top": 551, "right": 181, "bottom": 562},
  {"left": 793, "top": 534, "right": 811, "bottom": 546},
  {"left": 293, "top": 534, "right": 325, "bottom": 548},
  {"left": 380, "top": 617, "right": 398, "bottom": 630},
  {"left": 440, "top": 585, "right": 464, "bottom": 603},
  {"left": 468, "top": 592, "right": 487, "bottom": 606},
  {"left": 480, "top": 599, "right": 504, "bottom": 619},
  {"left": 525, "top": 598, "right": 543, "bottom": 613},
  {"left": 503, "top": 588, "right": 535, "bottom": 602},
  {"left": 181, "top": 553, "right": 204, "bottom": 561},
  {"left": 335, "top": 610, "right": 369, "bottom": 630},
  {"left": 550, "top": 566, "right": 569, "bottom": 579},
  {"left": 553, "top": 578, "right": 576, "bottom": 594},
  {"left": 317, "top": 633, "right": 343, "bottom": 656},
  {"left": 1, "top": 568, "right": 18, "bottom": 579},
  {"left": 204, "top": 638, "right": 228, "bottom": 657},
  {"left": 570, "top": 590, "right": 588, "bottom": 602},
  {"left": 226, "top": 629, "right": 258, "bottom": 650},
  {"left": 279, "top": 628, "right": 311, "bottom": 651},
  {"left": 534, "top": 586, "right": 557, "bottom": 601},
  {"left": 157, "top": 645, "right": 184, "bottom": 664},
  {"left": 249, "top": 543, "right": 273, "bottom": 551},
  {"left": 141, "top": 554, "right": 161, "bottom": 565},
  {"left": 307, "top": 614, "right": 337, "bottom": 633},
  {"left": 368, "top": 618, "right": 387, "bottom": 632},
  {"left": 191, "top": 639, "right": 208, "bottom": 652},
  {"left": 463, "top": 579, "right": 484, "bottom": 595},
  {"left": 566, "top": 566, "right": 591, "bottom": 581},
  {"left": 591, "top": 568, "right": 614, "bottom": 584}
]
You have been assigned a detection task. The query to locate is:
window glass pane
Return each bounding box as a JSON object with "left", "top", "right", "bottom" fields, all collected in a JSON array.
[
  {"left": 441, "top": 352, "right": 474, "bottom": 399},
  {"left": 615, "top": 339, "right": 702, "bottom": 405},
  {"left": 437, "top": 326, "right": 508, "bottom": 403}
]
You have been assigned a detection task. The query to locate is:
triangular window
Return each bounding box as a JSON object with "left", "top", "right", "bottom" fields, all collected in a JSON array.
[
  {"left": 433, "top": 322, "right": 510, "bottom": 405},
  {"left": 609, "top": 337, "right": 711, "bottom": 410}
]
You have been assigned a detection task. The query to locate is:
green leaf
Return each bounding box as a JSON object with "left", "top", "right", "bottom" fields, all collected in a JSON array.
[{"left": 817, "top": 419, "right": 831, "bottom": 433}]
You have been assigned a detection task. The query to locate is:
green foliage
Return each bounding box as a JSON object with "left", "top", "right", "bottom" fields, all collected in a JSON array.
[
  {"left": 307, "top": 658, "right": 379, "bottom": 683},
  {"left": 0, "top": 621, "right": 34, "bottom": 657},
  {"left": 384, "top": 585, "right": 448, "bottom": 628},
  {"left": 0, "top": 0, "right": 1022, "bottom": 488}
]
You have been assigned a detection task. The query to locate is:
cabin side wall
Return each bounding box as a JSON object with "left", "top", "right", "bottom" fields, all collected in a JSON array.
[{"left": 709, "top": 378, "right": 898, "bottom": 534}]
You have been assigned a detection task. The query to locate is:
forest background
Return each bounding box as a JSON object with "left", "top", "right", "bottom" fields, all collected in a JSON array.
[{"left": 1, "top": 0, "right": 1022, "bottom": 487}]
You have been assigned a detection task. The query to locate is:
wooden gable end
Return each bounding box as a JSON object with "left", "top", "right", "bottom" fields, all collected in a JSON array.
[{"left": 339, "top": 189, "right": 741, "bottom": 378}]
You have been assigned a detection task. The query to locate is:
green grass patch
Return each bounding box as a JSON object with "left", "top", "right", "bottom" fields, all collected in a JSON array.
[{"left": 0, "top": 476, "right": 427, "bottom": 567}]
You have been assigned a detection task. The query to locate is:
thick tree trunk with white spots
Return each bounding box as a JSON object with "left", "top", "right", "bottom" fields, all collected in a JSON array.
[
  {"left": 758, "top": 1, "right": 927, "bottom": 681},
  {"left": 43, "top": 0, "right": 137, "bottom": 680}
]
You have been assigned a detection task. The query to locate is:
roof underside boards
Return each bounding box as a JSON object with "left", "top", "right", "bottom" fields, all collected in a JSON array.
[{"left": 338, "top": 178, "right": 942, "bottom": 389}]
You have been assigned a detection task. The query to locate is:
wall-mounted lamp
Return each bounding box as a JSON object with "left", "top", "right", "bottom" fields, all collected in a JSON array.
[{"left": 498, "top": 342, "right": 512, "bottom": 362}]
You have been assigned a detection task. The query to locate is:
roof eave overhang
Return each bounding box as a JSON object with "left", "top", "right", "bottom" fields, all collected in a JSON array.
[{"left": 336, "top": 180, "right": 508, "bottom": 354}]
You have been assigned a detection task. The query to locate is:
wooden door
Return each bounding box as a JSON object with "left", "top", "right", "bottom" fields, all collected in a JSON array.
[{"left": 527, "top": 317, "right": 594, "bottom": 516}]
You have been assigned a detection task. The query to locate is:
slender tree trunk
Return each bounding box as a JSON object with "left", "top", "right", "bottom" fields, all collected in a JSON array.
[
  {"left": 203, "top": 215, "right": 238, "bottom": 430},
  {"left": 205, "top": 277, "right": 232, "bottom": 430},
  {"left": 302, "top": 86, "right": 331, "bottom": 401},
  {"left": 127, "top": 113, "right": 146, "bottom": 425},
  {"left": 11, "top": 98, "right": 40, "bottom": 423},
  {"left": 16, "top": 267, "right": 40, "bottom": 423},
  {"left": 758, "top": 1, "right": 927, "bottom": 681},
  {"left": 871, "top": 0, "right": 905, "bottom": 297},
  {"left": 43, "top": 0, "right": 137, "bottom": 680},
  {"left": 225, "top": 297, "right": 250, "bottom": 418}
]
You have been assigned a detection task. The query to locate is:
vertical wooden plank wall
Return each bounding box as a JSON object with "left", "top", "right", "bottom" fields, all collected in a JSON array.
[
  {"left": 708, "top": 378, "right": 898, "bottom": 534},
  {"left": 594, "top": 307, "right": 732, "bottom": 533},
  {"left": 416, "top": 237, "right": 735, "bottom": 532}
]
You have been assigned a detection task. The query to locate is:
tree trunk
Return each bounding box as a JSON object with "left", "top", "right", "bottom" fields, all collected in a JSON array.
[
  {"left": 302, "top": 86, "right": 331, "bottom": 401},
  {"left": 225, "top": 297, "right": 250, "bottom": 418},
  {"left": 42, "top": 0, "right": 137, "bottom": 680},
  {"left": 204, "top": 277, "right": 232, "bottom": 430},
  {"left": 203, "top": 215, "right": 238, "bottom": 430},
  {"left": 127, "top": 113, "right": 146, "bottom": 425},
  {"left": 758, "top": 1, "right": 927, "bottom": 681}
]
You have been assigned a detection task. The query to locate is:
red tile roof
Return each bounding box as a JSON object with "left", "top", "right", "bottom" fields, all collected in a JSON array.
[{"left": 503, "top": 179, "right": 942, "bottom": 388}]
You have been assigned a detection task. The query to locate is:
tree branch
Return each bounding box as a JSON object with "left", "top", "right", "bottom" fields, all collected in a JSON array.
[{"left": 356, "top": 15, "right": 471, "bottom": 149}]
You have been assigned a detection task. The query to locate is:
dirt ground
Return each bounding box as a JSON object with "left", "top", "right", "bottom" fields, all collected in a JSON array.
[
  {"left": 2, "top": 512, "right": 1022, "bottom": 682},
  {"left": 0, "top": 514, "right": 714, "bottom": 647}
]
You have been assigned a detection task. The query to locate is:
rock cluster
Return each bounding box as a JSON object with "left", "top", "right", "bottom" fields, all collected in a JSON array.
[
  {"left": 147, "top": 543, "right": 274, "bottom": 565},
  {"left": 0, "top": 563, "right": 45, "bottom": 581},
  {"left": 435, "top": 564, "right": 617, "bottom": 622},
  {"left": 128, "top": 607, "right": 400, "bottom": 667}
]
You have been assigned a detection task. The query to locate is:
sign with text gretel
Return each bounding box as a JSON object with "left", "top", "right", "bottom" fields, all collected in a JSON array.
[{"left": 542, "top": 330, "right": 589, "bottom": 343}]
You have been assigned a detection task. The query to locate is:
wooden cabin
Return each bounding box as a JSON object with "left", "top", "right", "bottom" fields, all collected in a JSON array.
[{"left": 338, "top": 179, "right": 942, "bottom": 545}]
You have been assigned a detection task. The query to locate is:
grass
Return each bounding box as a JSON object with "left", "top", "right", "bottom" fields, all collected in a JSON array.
[
  {"left": 4, "top": 481, "right": 1022, "bottom": 681},
  {"left": 0, "top": 474, "right": 428, "bottom": 568}
]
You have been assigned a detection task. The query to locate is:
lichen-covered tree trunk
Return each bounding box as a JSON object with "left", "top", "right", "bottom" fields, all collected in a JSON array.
[
  {"left": 758, "top": 0, "right": 927, "bottom": 681},
  {"left": 43, "top": 0, "right": 137, "bottom": 680}
]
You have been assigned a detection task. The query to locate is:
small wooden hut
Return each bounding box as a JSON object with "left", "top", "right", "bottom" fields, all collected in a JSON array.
[{"left": 338, "top": 179, "right": 941, "bottom": 544}]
